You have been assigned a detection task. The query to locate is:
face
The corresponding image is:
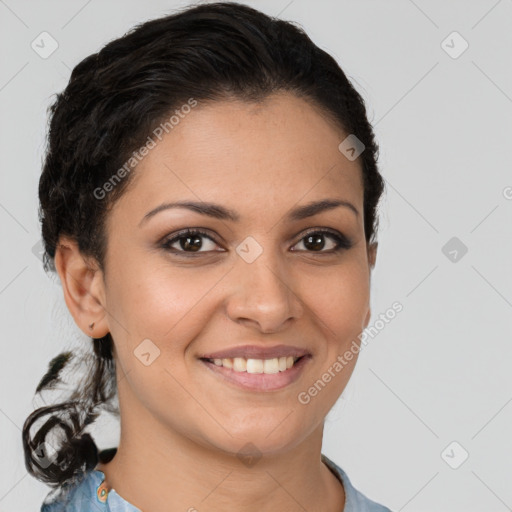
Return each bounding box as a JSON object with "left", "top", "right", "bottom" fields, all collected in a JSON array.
[{"left": 96, "top": 92, "right": 376, "bottom": 456}]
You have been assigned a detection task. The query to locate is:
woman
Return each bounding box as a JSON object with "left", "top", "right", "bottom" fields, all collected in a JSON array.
[{"left": 23, "top": 2, "right": 391, "bottom": 510}]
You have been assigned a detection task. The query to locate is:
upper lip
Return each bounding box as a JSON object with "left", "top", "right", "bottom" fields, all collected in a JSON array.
[{"left": 200, "top": 344, "right": 311, "bottom": 360}]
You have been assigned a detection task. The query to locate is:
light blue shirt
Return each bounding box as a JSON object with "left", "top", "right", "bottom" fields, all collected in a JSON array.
[{"left": 41, "top": 453, "right": 392, "bottom": 511}]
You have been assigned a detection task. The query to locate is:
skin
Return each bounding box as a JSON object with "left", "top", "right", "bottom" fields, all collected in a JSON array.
[{"left": 55, "top": 91, "right": 377, "bottom": 512}]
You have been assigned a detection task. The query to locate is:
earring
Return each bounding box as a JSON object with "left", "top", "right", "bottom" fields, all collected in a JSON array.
[{"left": 89, "top": 322, "right": 95, "bottom": 331}]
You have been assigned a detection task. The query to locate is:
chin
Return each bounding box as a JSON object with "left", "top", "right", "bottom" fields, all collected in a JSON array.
[{"left": 204, "top": 422, "right": 311, "bottom": 460}]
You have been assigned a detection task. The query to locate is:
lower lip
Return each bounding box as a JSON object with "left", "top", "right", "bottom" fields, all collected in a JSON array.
[{"left": 200, "top": 356, "right": 312, "bottom": 392}]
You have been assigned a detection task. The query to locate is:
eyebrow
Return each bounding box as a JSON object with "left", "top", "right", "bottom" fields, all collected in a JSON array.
[{"left": 139, "top": 198, "right": 359, "bottom": 227}]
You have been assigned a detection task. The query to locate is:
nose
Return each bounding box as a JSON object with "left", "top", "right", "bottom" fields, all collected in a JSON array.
[{"left": 225, "top": 247, "right": 303, "bottom": 333}]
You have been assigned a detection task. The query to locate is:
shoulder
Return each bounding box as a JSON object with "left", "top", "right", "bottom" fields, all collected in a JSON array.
[
  {"left": 321, "top": 453, "right": 394, "bottom": 512},
  {"left": 40, "top": 470, "right": 108, "bottom": 512},
  {"left": 40, "top": 467, "right": 142, "bottom": 512}
]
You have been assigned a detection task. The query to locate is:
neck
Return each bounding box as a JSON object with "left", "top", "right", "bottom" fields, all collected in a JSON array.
[{"left": 96, "top": 401, "right": 345, "bottom": 511}]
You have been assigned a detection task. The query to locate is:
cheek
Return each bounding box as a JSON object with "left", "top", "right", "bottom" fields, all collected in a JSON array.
[
  {"left": 303, "top": 259, "right": 370, "bottom": 335},
  {"left": 108, "top": 262, "right": 223, "bottom": 340},
  {"left": 104, "top": 264, "right": 231, "bottom": 398},
  {"left": 107, "top": 255, "right": 370, "bottom": 361}
]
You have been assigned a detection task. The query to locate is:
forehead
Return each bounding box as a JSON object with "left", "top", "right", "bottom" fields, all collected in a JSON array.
[{"left": 113, "top": 92, "right": 363, "bottom": 221}]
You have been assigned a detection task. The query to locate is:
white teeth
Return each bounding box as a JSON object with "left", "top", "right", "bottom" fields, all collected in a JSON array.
[
  {"left": 246, "top": 359, "right": 264, "bottom": 374},
  {"left": 208, "top": 356, "right": 301, "bottom": 374},
  {"left": 263, "top": 358, "right": 279, "bottom": 374},
  {"left": 233, "top": 357, "right": 247, "bottom": 372}
]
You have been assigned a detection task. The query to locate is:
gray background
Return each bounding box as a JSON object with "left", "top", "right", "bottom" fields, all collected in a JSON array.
[{"left": 1, "top": 0, "right": 511, "bottom": 510}]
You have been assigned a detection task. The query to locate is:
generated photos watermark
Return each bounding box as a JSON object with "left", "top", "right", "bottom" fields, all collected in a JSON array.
[
  {"left": 93, "top": 98, "right": 198, "bottom": 200},
  {"left": 297, "top": 301, "right": 403, "bottom": 405}
]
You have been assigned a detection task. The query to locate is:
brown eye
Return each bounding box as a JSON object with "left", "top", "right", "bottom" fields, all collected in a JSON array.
[
  {"left": 292, "top": 229, "right": 352, "bottom": 253},
  {"left": 162, "top": 229, "right": 220, "bottom": 253}
]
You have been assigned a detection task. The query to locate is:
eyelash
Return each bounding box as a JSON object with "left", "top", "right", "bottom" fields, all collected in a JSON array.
[{"left": 160, "top": 227, "right": 353, "bottom": 256}]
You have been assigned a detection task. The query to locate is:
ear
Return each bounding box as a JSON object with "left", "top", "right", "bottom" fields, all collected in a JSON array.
[
  {"left": 363, "top": 241, "right": 378, "bottom": 329},
  {"left": 54, "top": 235, "right": 109, "bottom": 338},
  {"left": 367, "top": 241, "right": 378, "bottom": 270}
]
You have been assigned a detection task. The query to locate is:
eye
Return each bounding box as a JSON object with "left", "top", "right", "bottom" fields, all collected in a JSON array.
[
  {"left": 292, "top": 228, "right": 353, "bottom": 253},
  {"left": 161, "top": 227, "right": 353, "bottom": 256},
  {"left": 161, "top": 229, "right": 222, "bottom": 255}
]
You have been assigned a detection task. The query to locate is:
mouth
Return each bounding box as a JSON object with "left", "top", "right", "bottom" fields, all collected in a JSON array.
[{"left": 199, "top": 355, "right": 312, "bottom": 392}]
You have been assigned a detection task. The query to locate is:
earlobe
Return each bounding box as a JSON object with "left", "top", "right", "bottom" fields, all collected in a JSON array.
[
  {"left": 364, "top": 242, "right": 378, "bottom": 330},
  {"left": 54, "top": 236, "right": 109, "bottom": 338}
]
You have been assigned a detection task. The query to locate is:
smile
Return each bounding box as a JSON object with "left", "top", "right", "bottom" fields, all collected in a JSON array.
[{"left": 200, "top": 355, "right": 311, "bottom": 391}]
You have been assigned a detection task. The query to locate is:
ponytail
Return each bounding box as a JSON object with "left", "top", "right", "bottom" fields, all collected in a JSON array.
[{"left": 22, "top": 335, "right": 116, "bottom": 487}]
